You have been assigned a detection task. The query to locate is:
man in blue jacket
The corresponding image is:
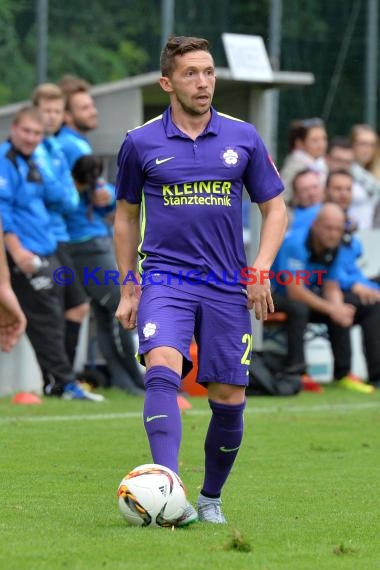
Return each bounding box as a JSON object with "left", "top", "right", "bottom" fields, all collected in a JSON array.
[
  {"left": 0, "top": 106, "right": 103, "bottom": 401},
  {"left": 272, "top": 202, "right": 379, "bottom": 392},
  {"left": 325, "top": 169, "right": 380, "bottom": 300},
  {"left": 32, "top": 83, "right": 90, "bottom": 367},
  {"left": 56, "top": 76, "right": 144, "bottom": 394}
]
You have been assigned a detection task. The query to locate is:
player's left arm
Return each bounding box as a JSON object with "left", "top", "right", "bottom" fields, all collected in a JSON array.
[{"left": 248, "top": 194, "right": 288, "bottom": 320}]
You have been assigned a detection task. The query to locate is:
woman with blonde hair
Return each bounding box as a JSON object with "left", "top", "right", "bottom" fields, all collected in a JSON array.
[{"left": 349, "top": 124, "right": 380, "bottom": 229}]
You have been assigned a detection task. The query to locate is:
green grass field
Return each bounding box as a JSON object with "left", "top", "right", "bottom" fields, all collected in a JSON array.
[{"left": 1, "top": 386, "right": 379, "bottom": 570}]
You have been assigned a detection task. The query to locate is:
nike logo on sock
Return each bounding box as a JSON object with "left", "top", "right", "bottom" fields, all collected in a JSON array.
[
  {"left": 155, "top": 156, "right": 175, "bottom": 165},
  {"left": 145, "top": 414, "right": 168, "bottom": 423},
  {"left": 219, "top": 445, "right": 240, "bottom": 453}
]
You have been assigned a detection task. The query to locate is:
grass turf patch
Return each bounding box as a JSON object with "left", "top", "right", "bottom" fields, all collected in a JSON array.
[{"left": 0, "top": 387, "right": 379, "bottom": 570}]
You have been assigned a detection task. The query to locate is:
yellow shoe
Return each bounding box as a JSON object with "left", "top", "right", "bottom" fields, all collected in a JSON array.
[
  {"left": 337, "top": 374, "right": 375, "bottom": 394},
  {"left": 78, "top": 381, "right": 93, "bottom": 392}
]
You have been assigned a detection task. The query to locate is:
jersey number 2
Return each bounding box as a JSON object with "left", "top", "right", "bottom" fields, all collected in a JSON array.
[{"left": 241, "top": 333, "right": 253, "bottom": 365}]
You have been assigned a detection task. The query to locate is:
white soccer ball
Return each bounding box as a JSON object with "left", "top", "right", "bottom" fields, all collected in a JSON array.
[{"left": 117, "top": 463, "right": 187, "bottom": 527}]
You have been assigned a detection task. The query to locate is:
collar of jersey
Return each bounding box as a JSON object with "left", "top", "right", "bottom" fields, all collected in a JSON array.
[{"left": 163, "top": 106, "right": 219, "bottom": 139}]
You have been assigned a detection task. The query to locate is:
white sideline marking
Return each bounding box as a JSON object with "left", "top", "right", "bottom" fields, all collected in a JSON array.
[{"left": 0, "top": 401, "right": 379, "bottom": 424}]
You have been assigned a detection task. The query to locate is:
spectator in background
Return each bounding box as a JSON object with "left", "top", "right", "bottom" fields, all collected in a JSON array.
[
  {"left": 0, "top": 106, "right": 103, "bottom": 401},
  {"left": 31, "top": 83, "right": 90, "bottom": 367},
  {"left": 351, "top": 124, "right": 380, "bottom": 179},
  {"left": 349, "top": 124, "right": 380, "bottom": 229},
  {"left": 0, "top": 218, "right": 26, "bottom": 352},
  {"left": 280, "top": 118, "right": 328, "bottom": 203},
  {"left": 56, "top": 76, "right": 145, "bottom": 395},
  {"left": 326, "top": 137, "right": 354, "bottom": 172},
  {"left": 326, "top": 136, "right": 370, "bottom": 230},
  {"left": 287, "top": 168, "right": 324, "bottom": 230},
  {"left": 271, "top": 203, "right": 379, "bottom": 393},
  {"left": 324, "top": 169, "right": 380, "bottom": 302}
]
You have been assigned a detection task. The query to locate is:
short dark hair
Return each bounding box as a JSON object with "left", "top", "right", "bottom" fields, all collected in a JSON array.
[
  {"left": 57, "top": 75, "right": 91, "bottom": 111},
  {"left": 327, "top": 136, "right": 352, "bottom": 154},
  {"left": 72, "top": 155, "right": 103, "bottom": 188},
  {"left": 325, "top": 168, "right": 353, "bottom": 188},
  {"left": 160, "top": 35, "right": 212, "bottom": 76},
  {"left": 292, "top": 168, "right": 319, "bottom": 194},
  {"left": 287, "top": 118, "right": 325, "bottom": 152}
]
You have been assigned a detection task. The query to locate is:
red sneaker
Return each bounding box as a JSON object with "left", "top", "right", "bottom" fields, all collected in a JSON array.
[{"left": 301, "top": 374, "right": 323, "bottom": 393}]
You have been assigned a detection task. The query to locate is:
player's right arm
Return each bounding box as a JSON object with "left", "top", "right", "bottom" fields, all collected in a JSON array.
[{"left": 114, "top": 199, "right": 141, "bottom": 330}]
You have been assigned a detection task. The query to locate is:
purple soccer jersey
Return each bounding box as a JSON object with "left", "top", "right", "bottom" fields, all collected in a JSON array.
[{"left": 116, "top": 107, "right": 284, "bottom": 301}]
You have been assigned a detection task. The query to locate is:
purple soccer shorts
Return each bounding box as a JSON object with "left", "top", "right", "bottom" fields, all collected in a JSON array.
[{"left": 137, "top": 284, "right": 252, "bottom": 386}]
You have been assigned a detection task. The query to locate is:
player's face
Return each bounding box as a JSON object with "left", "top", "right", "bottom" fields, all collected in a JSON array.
[
  {"left": 10, "top": 116, "right": 44, "bottom": 156},
  {"left": 326, "top": 174, "right": 352, "bottom": 210},
  {"left": 302, "top": 126, "right": 327, "bottom": 159},
  {"left": 37, "top": 98, "right": 65, "bottom": 135},
  {"left": 294, "top": 172, "right": 324, "bottom": 207},
  {"left": 162, "top": 50, "right": 216, "bottom": 117},
  {"left": 66, "top": 92, "right": 98, "bottom": 132}
]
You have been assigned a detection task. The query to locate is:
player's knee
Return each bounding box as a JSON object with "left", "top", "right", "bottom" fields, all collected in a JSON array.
[
  {"left": 145, "top": 346, "right": 182, "bottom": 376},
  {"left": 207, "top": 382, "right": 246, "bottom": 404}
]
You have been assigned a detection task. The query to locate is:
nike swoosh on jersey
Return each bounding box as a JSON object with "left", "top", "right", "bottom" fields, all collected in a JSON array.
[
  {"left": 155, "top": 156, "right": 175, "bottom": 165},
  {"left": 145, "top": 414, "right": 169, "bottom": 423},
  {"left": 219, "top": 445, "right": 240, "bottom": 453}
]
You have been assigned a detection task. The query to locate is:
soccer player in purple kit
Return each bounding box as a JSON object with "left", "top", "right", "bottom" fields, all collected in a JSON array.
[{"left": 114, "top": 36, "right": 287, "bottom": 525}]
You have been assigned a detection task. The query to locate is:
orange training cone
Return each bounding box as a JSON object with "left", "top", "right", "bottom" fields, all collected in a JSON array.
[
  {"left": 177, "top": 393, "right": 192, "bottom": 410},
  {"left": 12, "top": 392, "right": 43, "bottom": 405}
]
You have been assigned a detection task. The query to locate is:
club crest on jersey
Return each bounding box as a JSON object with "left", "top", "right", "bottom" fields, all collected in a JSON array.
[
  {"left": 142, "top": 321, "right": 159, "bottom": 339},
  {"left": 221, "top": 147, "right": 239, "bottom": 167}
]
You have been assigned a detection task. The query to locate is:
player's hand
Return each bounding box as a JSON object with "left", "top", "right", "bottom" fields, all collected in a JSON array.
[
  {"left": 246, "top": 276, "right": 274, "bottom": 320},
  {"left": 0, "top": 284, "right": 27, "bottom": 352},
  {"left": 116, "top": 287, "right": 140, "bottom": 330}
]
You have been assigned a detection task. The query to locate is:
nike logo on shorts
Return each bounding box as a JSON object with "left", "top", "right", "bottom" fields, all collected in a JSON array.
[
  {"left": 155, "top": 156, "right": 175, "bottom": 165},
  {"left": 219, "top": 445, "right": 240, "bottom": 453},
  {"left": 145, "top": 414, "right": 168, "bottom": 423}
]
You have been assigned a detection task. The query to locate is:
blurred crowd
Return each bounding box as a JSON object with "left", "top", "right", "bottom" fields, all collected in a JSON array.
[
  {"left": 267, "top": 117, "right": 380, "bottom": 394},
  {"left": 281, "top": 118, "right": 380, "bottom": 229},
  {"left": 0, "top": 77, "right": 144, "bottom": 401}
]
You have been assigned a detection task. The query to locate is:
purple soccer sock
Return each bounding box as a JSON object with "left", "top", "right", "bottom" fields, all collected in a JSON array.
[
  {"left": 201, "top": 399, "right": 246, "bottom": 498},
  {"left": 143, "top": 365, "right": 182, "bottom": 474}
]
